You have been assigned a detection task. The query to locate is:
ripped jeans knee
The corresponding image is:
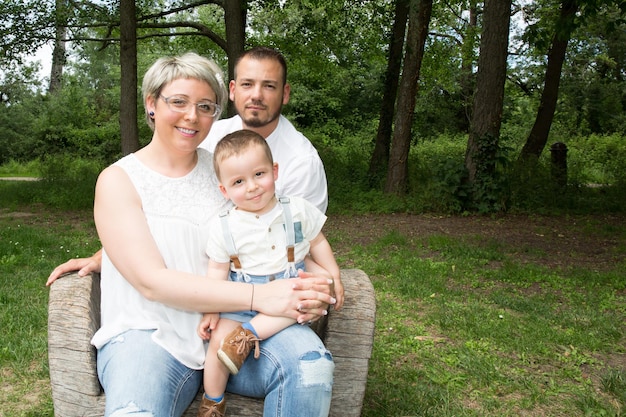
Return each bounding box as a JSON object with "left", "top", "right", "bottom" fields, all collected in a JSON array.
[{"left": 299, "top": 347, "right": 335, "bottom": 391}]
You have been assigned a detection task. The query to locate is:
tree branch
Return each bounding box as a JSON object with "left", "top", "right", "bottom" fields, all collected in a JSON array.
[
  {"left": 138, "top": 0, "right": 222, "bottom": 22},
  {"left": 428, "top": 31, "right": 462, "bottom": 47},
  {"left": 138, "top": 21, "right": 226, "bottom": 50},
  {"left": 63, "top": 24, "right": 226, "bottom": 52}
]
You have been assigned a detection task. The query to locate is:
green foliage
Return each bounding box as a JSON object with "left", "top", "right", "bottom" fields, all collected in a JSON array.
[
  {"left": 3, "top": 127, "right": 625, "bottom": 216},
  {"left": 0, "top": 105, "right": 38, "bottom": 164},
  {"left": 309, "top": 122, "right": 626, "bottom": 215},
  {"left": 465, "top": 134, "right": 515, "bottom": 213},
  {"left": 1, "top": 51, "right": 123, "bottom": 165},
  {"left": 0, "top": 159, "right": 40, "bottom": 177},
  {"left": 0, "top": 65, "right": 46, "bottom": 164},
  {"left": 0, "top": 0, "right": 55, "bottom": 66},
  {"left": 568, "top": 133, "right": 626, "bottom": 185},
  {"left": 29, "top": 68, "right": 122, "bottom": 162},
  {"left": 410, "top": 134, "right": 468, "bottom": 213},
  {"left": 412, "top": 87, "right": 468, "bottom": 139},
  {"left": 516, "top": 2, "right": 626, "bottom": 137},
  {"left": 313, "top": 124, "right": 473, "bottom": 214},
  {"left": 1, "top": 0, "right": 625, "bottom": 215}
]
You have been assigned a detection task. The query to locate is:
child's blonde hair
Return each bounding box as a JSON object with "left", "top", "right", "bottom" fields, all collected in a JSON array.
[{"left": 213, "top": 130, "right": 274, "bottom": 181}]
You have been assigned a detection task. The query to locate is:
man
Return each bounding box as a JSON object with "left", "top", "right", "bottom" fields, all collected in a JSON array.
[
  {"left": 200, "top": 47, "right": 328, "bottom": 213},
  {"left": 46, "top": 47, "right": 328, "bottom": 282}
]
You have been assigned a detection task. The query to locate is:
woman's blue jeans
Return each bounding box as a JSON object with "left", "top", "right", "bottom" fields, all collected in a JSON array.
[{"left": 97, "top": 327, "right": 334, "bottom": 417}]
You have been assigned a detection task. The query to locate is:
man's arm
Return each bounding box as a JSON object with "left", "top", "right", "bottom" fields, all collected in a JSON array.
[{"left": 308, "top": 232, "right": 343, "bottom": 310}]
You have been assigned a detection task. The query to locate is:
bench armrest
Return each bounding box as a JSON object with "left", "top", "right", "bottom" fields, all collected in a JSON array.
[{"left": 48, "top": 272, "right": 104, "bottom": 415}]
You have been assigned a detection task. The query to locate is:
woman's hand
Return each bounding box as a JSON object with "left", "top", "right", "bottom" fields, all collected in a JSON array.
[
  {"left": 294, "top": 270, "right": 339, "bottom": 323},
  {"left": 46, "top": 249, "right": 103, "bottom": 286},
  {"left": 255, "top": 272, "right": 336, "bottom": 324}
]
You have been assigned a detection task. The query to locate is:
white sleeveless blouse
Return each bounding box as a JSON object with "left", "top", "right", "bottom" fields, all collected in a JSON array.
[{"left": 91, "top": 149, "right": 229, "bottom": 369}]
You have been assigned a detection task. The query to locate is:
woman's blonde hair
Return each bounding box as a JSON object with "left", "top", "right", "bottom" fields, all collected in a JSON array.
[{"left": 142, "top": 52, "right": 227, "bottom": 130}]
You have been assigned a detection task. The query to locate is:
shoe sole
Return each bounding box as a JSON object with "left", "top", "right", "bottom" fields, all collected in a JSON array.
[{"left": 217, "top": 349, "right": 240, "bottom": 375}]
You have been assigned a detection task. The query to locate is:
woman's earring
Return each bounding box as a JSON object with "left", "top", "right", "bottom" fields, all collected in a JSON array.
[{"left": 149, "top": 111, "right": 155, "bottom": 118}]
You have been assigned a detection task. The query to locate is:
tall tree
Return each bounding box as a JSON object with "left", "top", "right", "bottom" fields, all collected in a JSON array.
[
  {"left": 518, "top": 0, "right": 579, "bottom": 161},
  {"left": 222, "top": 0, "right": 247, "bottom": 116},
  {"left": 384, "top": 0, "right": 433, "bottom": 195},
  {"left": 368, "top": 0, "right": 410, "bottom": 184},
  {"left": 120, "top": 0, "right": 139, "bottom": 155},
  {"left": 49, "top": 0, "right": 67, "bottom": 93},
  {"left": 464, "top": 0, "right": 512, "bottom": 191},
  {"left": 458, "top": 1, "right": 479, "bottom": 131},
  {"left": 122, "top": 0, "right": 246, "bottom": 153}
]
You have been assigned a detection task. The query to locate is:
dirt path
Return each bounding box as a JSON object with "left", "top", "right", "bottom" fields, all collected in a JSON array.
[
  {"left": 325, "top": 212, "right": 626, "bottom": 272},
  {"left": 3, "top": 206, "right": 624, "bottom": 272}
]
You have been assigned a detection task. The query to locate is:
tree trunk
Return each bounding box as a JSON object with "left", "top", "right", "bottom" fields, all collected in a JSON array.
[
  {"left": 368, "top": 0, "right": 409, "bottom": 185},
  {"left": 223, "top": 0, "right": 247, "bottom": 117},
  {"left": 464, "top": 0, "right": 511, "bottom": 185},
  {"left": 49, "top": 0, "right": 67, "bottom": 94},
  {"left": 458, "top": 1, "right": 478, "bottom": 132},
  {"left": 519, "top": 0, "right": 579, "bottom": 162},
  {"left": 384, "top": 0, "right": 433, "bottom": 195},
  {"left": 119, "top": 0, "right": 139, "bottom": 155}
]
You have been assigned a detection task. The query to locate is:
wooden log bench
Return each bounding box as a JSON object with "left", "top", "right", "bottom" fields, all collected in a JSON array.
[{"left": 48, "top": 269, "right": 375, "bottom": 417}]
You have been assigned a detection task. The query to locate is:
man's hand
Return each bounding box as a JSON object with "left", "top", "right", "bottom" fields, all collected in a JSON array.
[{"left": 46, "top": 249, "right": 103, "bottom": 286}]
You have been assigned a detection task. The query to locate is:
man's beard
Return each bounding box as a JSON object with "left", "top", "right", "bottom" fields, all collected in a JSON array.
[{"left": 240, "top": 103, "right": 281, "bottom": 128}]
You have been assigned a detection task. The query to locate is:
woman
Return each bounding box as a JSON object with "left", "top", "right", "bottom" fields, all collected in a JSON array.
[{"left": 82, "top": 53, "right": 335, "bottom": 417}]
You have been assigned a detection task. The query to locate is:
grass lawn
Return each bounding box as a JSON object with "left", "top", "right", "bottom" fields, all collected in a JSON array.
[
  {"left": 325, "top": 213, "right": 626, "bottom": 416},
  {"left": 1, "top": 206, "right": 98, "bottom": 417},
  {"left": 1, "top": 203, "right": 625, "bottom": 416}
]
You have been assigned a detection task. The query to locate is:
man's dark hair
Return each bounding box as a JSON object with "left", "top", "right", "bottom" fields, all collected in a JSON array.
[{"left": 235, "top": 46, "right": 288, "bottom": 86}]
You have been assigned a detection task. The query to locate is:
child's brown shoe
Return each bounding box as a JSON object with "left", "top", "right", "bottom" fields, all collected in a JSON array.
[
  {"left": 198, "top": 395, "right": 226, "bottom": 417},
  {"left": 217, "top": 325, "right": 260, "bottom": 375}
]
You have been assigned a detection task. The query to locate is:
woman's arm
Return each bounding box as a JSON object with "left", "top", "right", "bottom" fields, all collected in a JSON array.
[{"left": 94, "top": 166, "right": 335, "bottom": 320}]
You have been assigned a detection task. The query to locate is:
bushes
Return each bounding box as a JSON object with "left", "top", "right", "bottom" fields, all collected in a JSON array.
[
  {"left": 38, "top": 155, "right": 103, "bottom": 209},
  {"left": 1, "top": 131, "right": 624, "bottom": 214},
  {"left": 310, "top": 127, "right": 626, "bottom": 215},
  {"left": 0, "top": 156, "right": 102, "bottom": 210},
  {"left": 567, "top": 133, "right": 626, "bottom": 186}
]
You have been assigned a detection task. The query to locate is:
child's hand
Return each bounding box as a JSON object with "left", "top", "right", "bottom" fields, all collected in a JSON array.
[
  {"left": 331, "top": 275, "right": 345, "bottom": 311},
  {"left": 197, "top": 313, "right": 220, "bottom": 340}
]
